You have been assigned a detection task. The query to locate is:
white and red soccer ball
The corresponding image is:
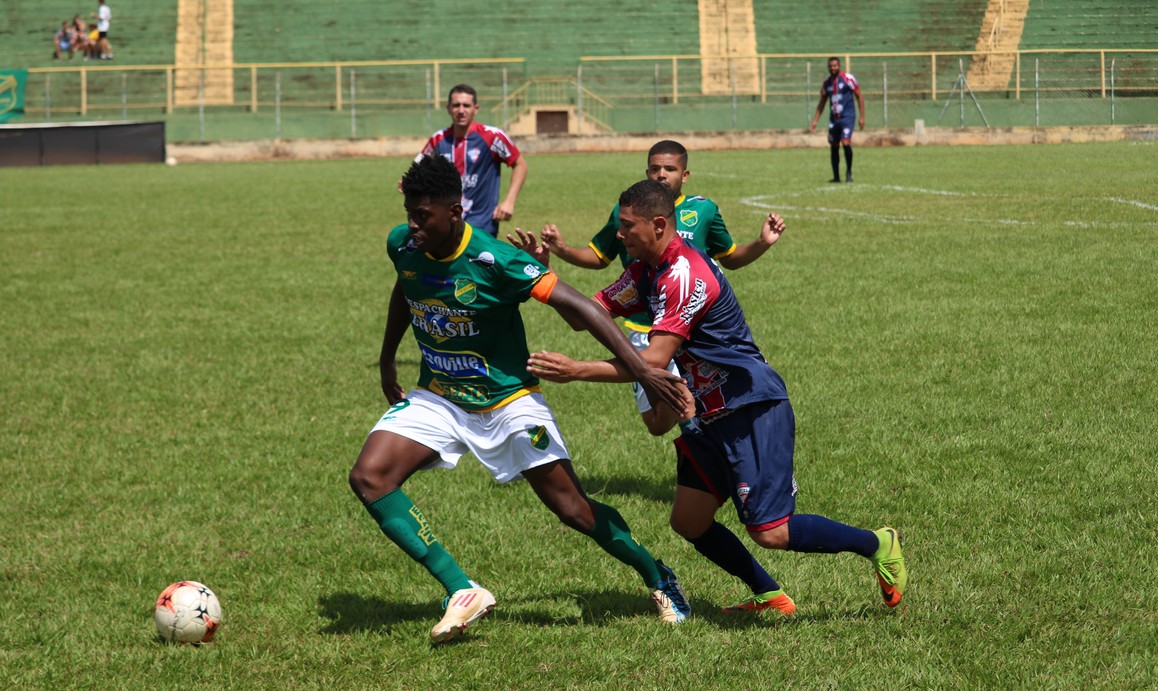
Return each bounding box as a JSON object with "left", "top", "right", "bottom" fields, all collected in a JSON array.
[{"left": 154, "top": 581, "right": 222, "bottom": 645}]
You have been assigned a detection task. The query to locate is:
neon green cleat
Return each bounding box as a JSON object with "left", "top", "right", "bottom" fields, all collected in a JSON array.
[
  {"left": 871, "top": 527, "right": 907, "bottom": 607},
  {"left": 721, "top": 590, "right": 796, "bottom": 616}
]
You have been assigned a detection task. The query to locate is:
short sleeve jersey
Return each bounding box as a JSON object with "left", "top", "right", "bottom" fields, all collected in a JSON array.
[
  {"left": 594, "top": 236, "right": 787, "bottom": 417},
  {"left": 822, "top": 72, "right": 859, "bottom": 120},
  {"left": 419, "top": 122, "right": 521, "bottom": 235},
  {"left": 387, "top": 223, "right": 555, "bottom": 412},
  {"left": 588, "top": 194, "right": 735, "bottom": 331}
]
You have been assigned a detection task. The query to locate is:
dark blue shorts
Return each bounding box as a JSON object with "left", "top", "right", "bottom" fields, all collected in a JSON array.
[
  {"left": 674, "top": 399, "right": 798, "bottom": 531},
  {"left": 828, "top": 116, "right": 856, "bottom": 144}
]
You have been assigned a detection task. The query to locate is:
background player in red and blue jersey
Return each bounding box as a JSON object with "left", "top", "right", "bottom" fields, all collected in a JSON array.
[
  {"left": 416, "top": 84, "right": 528, "bottom": 236},
  {"left": 528, "top": 180, "right": 908, "bottom": 617},
  {"left": 810, "top": 57, "right": 865, "bottom": 183}
]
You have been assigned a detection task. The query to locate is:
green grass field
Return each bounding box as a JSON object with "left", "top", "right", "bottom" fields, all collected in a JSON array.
[{"left": 2, "top": 143, "right": 1156, "bottom": 688}]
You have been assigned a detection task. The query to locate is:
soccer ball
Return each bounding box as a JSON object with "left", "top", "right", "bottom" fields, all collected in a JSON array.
[{"left": 154, "top": 581, "right": 223, "bottom": 645}]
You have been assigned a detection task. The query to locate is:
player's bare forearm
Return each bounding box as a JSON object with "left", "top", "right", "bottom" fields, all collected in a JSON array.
[
  {"left": 379, "top": 280, "right": 410, "bottom": 401},
  {"left": 553, "top": 243, "right": 606, "bottom": 269},
  {"left": 495, "top": 157, "right": 529, "bottom": 221},
  {"left": 544, "top": 282, "right": 690, "bottom": 412},
  {"left": 528, "top": 351, "right": 631, "bottom": 383}
]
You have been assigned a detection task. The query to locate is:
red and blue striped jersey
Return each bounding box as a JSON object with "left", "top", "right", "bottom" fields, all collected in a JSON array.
[
  {"left": 822, "top": 72, "right": 860, "bottom": 119},
  {"left": 595, "top": 236, "right": 788, "bottom": 418},
  {"left": 419, "top": 121, "right": 521, "bottom": 235}
]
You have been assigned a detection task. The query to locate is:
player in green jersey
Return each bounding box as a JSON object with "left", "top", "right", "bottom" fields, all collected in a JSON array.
[
  {"left": 348, "top": 155, "right": 694, "bottom": 644},
  {"left": 513, "top": 140, "right": 781, "bottom": 436}
]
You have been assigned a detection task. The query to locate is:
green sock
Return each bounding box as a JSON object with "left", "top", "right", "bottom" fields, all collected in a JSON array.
[
  {"left": 587, "top": 501, "right": 663, "bottom": 588},
  {"left": 365, "top": 489, "right": 473, "bottom": 597}
]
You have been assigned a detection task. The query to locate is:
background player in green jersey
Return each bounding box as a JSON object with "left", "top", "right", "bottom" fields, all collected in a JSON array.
[
  {"left": 512, "top": 140, "right": 781, "bottom": 436},
  {"left": 349, "top": 155, "right": 694, "bottom": 644}
]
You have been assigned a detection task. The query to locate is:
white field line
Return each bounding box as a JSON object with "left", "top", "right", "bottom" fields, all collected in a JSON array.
[
  {"left": 739, "top": 194, "right": 1158, "bottom": 228},
  {"left": 1108, "top": 197, "right": 1158, "bottom": 212}
]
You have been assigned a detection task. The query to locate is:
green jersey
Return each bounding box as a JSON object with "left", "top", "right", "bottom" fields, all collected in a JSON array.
[
  {"left": 587, "top": 194, "right": 735, "bottom": 331},
  {"left": 387, "top": 223, "right": 556, "bottom": 412}
]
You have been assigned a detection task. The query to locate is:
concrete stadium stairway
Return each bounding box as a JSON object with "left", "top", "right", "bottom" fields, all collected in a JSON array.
[
  {"left": 699, "top": 0, "right": 760, "bottom": 95},
  {"left": 967, "top": 0, "right": 1030, "bottom": 91},
  {"left": 175, "top": 0, "right": 234, "bottom": 106}
]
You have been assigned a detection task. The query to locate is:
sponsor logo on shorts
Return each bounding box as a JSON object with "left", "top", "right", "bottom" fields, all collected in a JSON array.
[
  {"left": 418, "top": 342, "right": 489, "bottom": 378},
  {"left": 401, "top": 270, "right": 418, "bottom": 280},
  {"left": 527, "top": 425, "right": 551, "bottom": 450},
  {"left": 454, "top": 279, "right": 478, "bottom": 305},
  {"left": 736, "top": 482, "right": 750, "bottom": 505}
]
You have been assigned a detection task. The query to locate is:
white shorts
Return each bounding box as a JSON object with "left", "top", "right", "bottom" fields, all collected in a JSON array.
[
  {"left": 369, "top": 389, "right": 570, "bottom": 483},
  {"left": 628, "top": 329, "right": 680, "bottom": 414}
]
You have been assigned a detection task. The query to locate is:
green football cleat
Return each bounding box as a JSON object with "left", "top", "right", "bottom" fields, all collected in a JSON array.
[
  {"left": 871, "top": 527, "right": 907, "bottom": 607},
  {"left": 721, "top": 589, "right": 796, "bottom": 616}
]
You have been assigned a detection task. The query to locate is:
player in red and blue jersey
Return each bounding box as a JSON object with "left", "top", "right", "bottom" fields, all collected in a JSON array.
[
  {"left": 810, "top": 57, "right": 865, "bottom": 183},
  {"left": 511, "top": 140, "right": 780, "bottom": 437},
  {"left": 417, "top": 84, "right": 528, "bottom": 236},
  {"left": 529, "top": 180, "right": 908, "bottom": 617}
]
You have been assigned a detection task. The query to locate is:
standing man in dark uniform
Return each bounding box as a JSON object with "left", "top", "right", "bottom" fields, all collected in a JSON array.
[{"left": 810, "top": 57, "right": 864, "bottom": 183}]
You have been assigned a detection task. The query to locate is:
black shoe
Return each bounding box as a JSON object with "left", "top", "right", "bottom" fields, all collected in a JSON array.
[
  {"left": 845, "top": 173, "right": 854, "bottom": 183},
  {"left": 829, "top": 177, "right": 842, "bottom": 183}
]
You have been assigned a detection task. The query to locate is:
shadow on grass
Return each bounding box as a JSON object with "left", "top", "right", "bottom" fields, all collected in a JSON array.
[
  {"left": 317, "top": 593, "right": 436, "bottom": 635},
  {"left": 318, "top": 588, "right": 884, "bottom": 636},
  {"left": 581, "top": 472, "right": 675, "bottom": 504}
]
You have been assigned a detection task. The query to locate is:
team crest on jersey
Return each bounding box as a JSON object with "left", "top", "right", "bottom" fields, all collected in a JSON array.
[
  {"left": 523, "top": 264, "right": 542, "bottom": 279},
  {"left": 454, "top": 279, "right": 478, "bottom": 305},
  {"left": 527, "top": 425, "right": 551, "bottom": 450},
  {"left": 679, "top": 209, "right": 699, "bottom": 227},
  {"left": 468, "top": 147, "right": 481, "bottom": 163}
]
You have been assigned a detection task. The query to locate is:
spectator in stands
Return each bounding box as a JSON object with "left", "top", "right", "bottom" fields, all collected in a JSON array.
[
  {"left": 809, "top": 57, "right": 864, "bottom": 183},
  {"left": 53, "top": 21, "right": 75, "bottom": 61},
  {"left": 86, "top": 23, "right": 101, "bottom": 61},
  {"left": 70, "top": 16, "right": 91, "bottom": 59},
  {"left": 412, "top": 84, "right": 528, "bottom": 236},
  {"left": 92, "top": 0, "right": 113, "bottom": 60}
]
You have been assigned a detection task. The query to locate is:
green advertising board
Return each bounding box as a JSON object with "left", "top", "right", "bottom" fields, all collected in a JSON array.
[{"left": 0, "top": 70, "right": 28, "bottom": 122}]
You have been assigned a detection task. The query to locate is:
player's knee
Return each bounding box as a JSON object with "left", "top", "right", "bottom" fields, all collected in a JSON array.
[
  {"left": 669, "top": 512, "right": 707, "bottom": 540},
  {"left": 348, "top": 459, "right": 398, "bottom": 501},
  {"left": 749, "top": 523, "right": 790, "bottom": 550}
]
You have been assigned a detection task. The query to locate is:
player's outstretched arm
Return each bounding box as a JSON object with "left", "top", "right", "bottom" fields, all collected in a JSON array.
[
  {"left": 541, "top": 280, "right": 690, "bottom": 414},
  {"left": 718, "top": 212, "right": 787, "bottom": 270},
  {"left": 541, "top": 224, "right": 607, "bottom": 269},
  {"left": 378, "top": 280, "right": 410, "bottom": 403}
]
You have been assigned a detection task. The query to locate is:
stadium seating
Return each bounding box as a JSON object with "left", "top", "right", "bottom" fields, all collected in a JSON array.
[
  {"left": 1019, "top": 1, "right": 1158, "bottom": 50},
  {"left": 0, "top": 0, "right": 178, "bottom": 67}
]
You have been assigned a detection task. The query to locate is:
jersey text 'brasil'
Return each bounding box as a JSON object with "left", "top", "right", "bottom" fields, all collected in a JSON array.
[{"left": 388, "top": 223, "right": 554, "bottom": 412}]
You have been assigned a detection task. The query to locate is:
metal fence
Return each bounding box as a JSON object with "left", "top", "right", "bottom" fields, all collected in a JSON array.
[{"left": 21, "top": 50, "right": 1158, "bottom": 141}]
